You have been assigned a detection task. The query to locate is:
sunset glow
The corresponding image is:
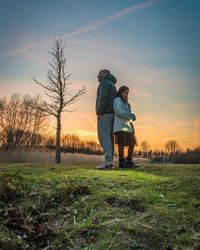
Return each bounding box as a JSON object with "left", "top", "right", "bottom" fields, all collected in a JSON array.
[{"left": 0, "top": 0, "right": 199, "bottom": 150}]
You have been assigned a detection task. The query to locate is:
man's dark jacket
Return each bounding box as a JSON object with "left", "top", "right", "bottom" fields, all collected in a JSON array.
[{"left": 95, "top": 73, "right": 117, "bottom": 115}]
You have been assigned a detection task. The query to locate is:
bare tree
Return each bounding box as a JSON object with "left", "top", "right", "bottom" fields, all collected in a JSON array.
[
  {"left": 0, "top": 94, "right": 46, "bottom": 149},
  {"left": 140, "top": 140, "right": 151, "bottom": 158},
  {"left": 85, "top": 140, "right": 101, "bottom": 152},
  {"left": 30, "top": 38, "right": 86, "bottom": 163},
  {"left": 62, "top": 134, "right": 83, "bottom": 149},
  {"left": 164, "top": 140, "right": 180, "bottom": 154}
]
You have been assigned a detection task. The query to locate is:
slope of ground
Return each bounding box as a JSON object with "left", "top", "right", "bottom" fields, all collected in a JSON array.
[{"left": 0, "top": 163, "right": 200, "bottom": 249}]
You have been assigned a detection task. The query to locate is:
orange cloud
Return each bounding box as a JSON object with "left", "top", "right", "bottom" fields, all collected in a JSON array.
[
  {"left": 175, "top": 103, "right": 193, "bottom": 110},
  {"left": 194, "top": 115, "right": 200, "bottom": 147}
]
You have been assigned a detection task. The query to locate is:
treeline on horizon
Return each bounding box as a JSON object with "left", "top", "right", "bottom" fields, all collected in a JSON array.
[
  {"left": 0, "top": 94, "right": 200, "bottom": 164},
  {"left": 0, "top": 94, "right": 102, "bottom": 155}
]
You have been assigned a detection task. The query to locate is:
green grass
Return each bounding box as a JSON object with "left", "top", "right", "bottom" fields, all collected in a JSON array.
[{"left": 0, "top": 163, "right": 200, "bottom": 249}]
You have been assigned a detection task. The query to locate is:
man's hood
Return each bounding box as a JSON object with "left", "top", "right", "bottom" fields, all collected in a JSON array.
[{"left": 105, "top": 73, "right": 117, "bottom": 84}]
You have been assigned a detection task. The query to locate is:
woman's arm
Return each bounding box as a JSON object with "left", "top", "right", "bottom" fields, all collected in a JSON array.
[{"left": 113, "top": 97, "right": 136, "bottom": 121}]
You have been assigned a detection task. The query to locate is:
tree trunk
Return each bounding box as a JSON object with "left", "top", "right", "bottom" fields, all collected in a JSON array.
[{"left": 55, "top": 113, "right": 61, "bottom": 163}]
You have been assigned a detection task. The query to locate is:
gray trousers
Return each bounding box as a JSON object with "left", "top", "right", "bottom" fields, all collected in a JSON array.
[{"left": 97, "top": 113, "right": 114, "bottom": 165}]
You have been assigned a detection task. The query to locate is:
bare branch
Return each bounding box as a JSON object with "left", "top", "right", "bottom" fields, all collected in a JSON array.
[{"left": 63, "top": 86, "right": 86, "bottom": 108}]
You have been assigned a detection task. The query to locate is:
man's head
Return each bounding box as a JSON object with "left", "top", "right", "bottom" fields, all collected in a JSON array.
[{"left": 97, "top": 69, "right": 110, "bottom": 82}]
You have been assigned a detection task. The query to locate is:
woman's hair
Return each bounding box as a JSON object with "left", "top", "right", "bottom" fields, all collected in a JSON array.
[
  {"left": 116, "top": 86, "right": 131, "bottom": 108},
  {"left": 98, "top": 69, "right": 110, "bottom": 81}
]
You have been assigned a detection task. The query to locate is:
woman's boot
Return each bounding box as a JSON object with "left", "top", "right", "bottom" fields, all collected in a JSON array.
[
  {"left": 126, "top": 157, "right": 139, "bottom": 168},
  {"left": 119, "top": 158, "right": 128, "bottom": 168}
]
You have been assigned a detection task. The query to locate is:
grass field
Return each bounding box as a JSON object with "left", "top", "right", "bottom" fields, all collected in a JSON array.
[{"left": 0, "top": 163, "right": 200, "bottom": 249}]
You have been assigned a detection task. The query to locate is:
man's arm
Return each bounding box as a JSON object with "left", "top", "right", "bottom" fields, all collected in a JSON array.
[{"left": 96, "top": 80, "right": 110, "bottom": 115}]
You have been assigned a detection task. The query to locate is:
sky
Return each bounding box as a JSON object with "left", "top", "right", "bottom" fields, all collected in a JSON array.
[{"left": 0, "top": 0, "right": 200, "bottom": 150}]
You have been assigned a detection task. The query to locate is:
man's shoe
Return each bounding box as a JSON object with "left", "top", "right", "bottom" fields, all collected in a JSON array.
[{"left": 96, "top": 164, "right": 113, "bottom": 170}]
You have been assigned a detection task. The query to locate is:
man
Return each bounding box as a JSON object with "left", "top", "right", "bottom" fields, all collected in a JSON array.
[{"left": 95, "top": 69, "right": 117, "bottom": 170}]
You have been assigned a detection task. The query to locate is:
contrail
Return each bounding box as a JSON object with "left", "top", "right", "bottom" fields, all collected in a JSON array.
[{"left": 0, "top": 0, "right": 161, "bottom": 60}]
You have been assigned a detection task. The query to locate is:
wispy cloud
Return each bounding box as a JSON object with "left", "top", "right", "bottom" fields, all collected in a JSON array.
[
  {"left": 131, "top": 88, "right": 152, "bottom": 97},
  {"left": 61, "top": 0, "right": 161, "bottom": 37},
  {"left": 175, "top": 102, "right": 194, "bottom": 110},
  {"left": 0, "top": 0, "right": 161, "bottom": 60},
  {"left": 23, "top": 50, "right": 47, "bottom": 65},
  {"left": 136, "top": 121, "right": 193, "bottom": 129}
]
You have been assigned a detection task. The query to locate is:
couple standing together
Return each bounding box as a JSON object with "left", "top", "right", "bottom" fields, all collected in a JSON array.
[{"left": 95, "top": 69, "right": 139, "bottom": 170}]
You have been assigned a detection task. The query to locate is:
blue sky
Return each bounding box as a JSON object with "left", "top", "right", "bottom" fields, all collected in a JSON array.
[{"left": 0, "top": 0, "right": 200, "bottom": 149}]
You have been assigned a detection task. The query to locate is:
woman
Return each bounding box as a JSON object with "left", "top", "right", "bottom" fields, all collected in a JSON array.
[{"left": 113, "top": 86, "right": 139, "bottom": 168}]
